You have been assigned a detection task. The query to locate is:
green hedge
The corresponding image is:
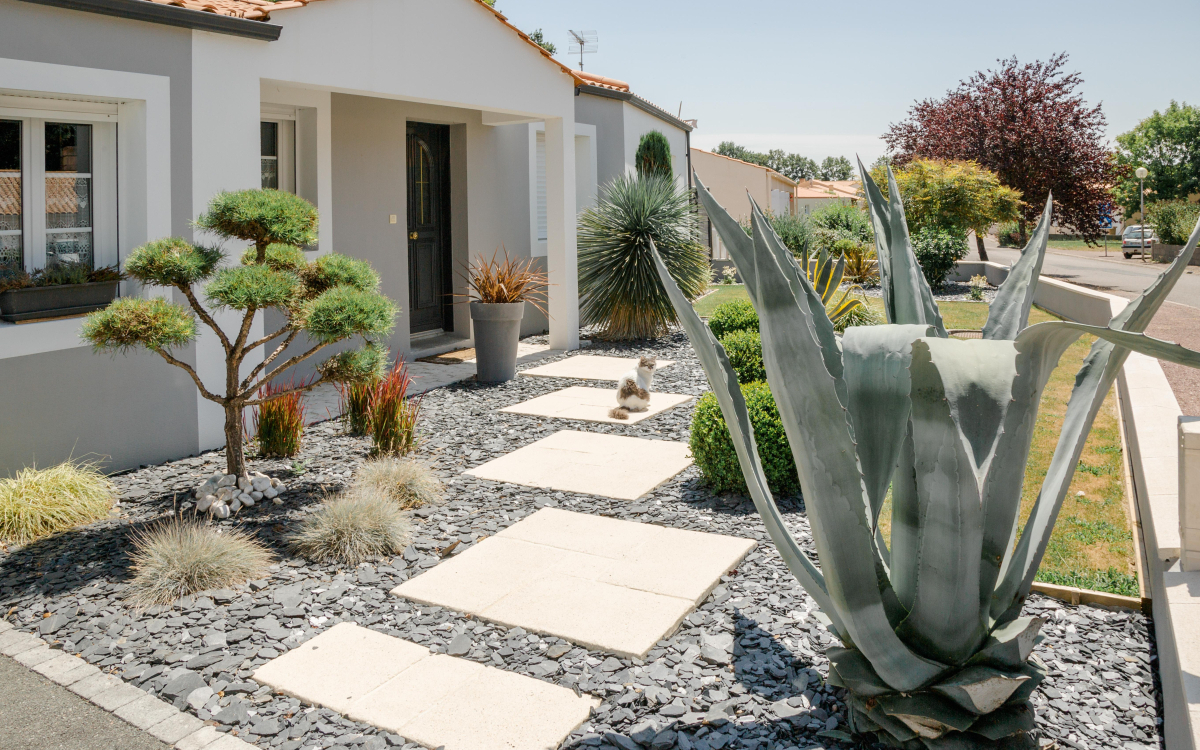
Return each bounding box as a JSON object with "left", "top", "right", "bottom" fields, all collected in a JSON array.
[
  {"left": 720, "top": 329, "right": 765, "bottom": 384},
  {"left": 690, "top": 383, "right": 799, "bottom": 496},
  {"left": 708, "top": 299, "right": 758, "bottom": 339}
]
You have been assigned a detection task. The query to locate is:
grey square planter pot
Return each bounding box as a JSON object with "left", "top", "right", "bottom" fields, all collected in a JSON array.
[
  {"left": 470, "top": 301, "right": 525, "bottom": 382},
  {"left": 0, "top": 280, "right": 119, "bottom": 323}
]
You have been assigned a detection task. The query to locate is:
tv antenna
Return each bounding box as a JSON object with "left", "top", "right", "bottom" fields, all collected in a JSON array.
[{"left": 567, "top": 30, "right": 597, "bottom": 70}]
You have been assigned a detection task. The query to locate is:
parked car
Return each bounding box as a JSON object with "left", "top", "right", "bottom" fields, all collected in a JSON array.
[{"left": 1122, "top": 225, "right": 1156, "bottom": 258}]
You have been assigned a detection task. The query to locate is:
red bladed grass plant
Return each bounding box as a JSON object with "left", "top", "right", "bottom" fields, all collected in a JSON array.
[
  {"left": 460, "top": 248, "right": 548, "bottom": 313},
  {"left": 252, "top": 378, "right": 308, "bottom": 457},
  {"left": 338, "top": 379, "right": 375, "bottom": 435},
  {"left": 370, "top": 358, "right": 422, "bottom": 456}
]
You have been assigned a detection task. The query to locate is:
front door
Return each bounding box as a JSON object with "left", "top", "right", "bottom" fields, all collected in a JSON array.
[{"left": 407, "top": 122, "right": 451, "bottom": 334}]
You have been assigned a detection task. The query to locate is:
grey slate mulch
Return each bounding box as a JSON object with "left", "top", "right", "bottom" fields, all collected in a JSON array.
[{"left": 0, "top": 333, "right": 1163, "bottom": 750}]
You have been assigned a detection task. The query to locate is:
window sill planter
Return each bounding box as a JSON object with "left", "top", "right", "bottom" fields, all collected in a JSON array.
[
  {"left": 470, "top": 301, "right": 525, "bottom": 382},
  {"left": 0, "top": 281, "right": 119, "bottom": 323}
]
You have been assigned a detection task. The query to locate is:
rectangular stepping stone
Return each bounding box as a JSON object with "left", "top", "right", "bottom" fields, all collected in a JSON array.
[
  {"left": 394, "top": 508, "right": 755, "bottom": 658},
  {"left": 464, "top": 429, "right": 692, "bottom": 501},
  {"left": 253, "top": 623, "right": 597, "bottom": 750},
  {"left": 499, "top": 386, "right": 692, "bottom": 424},
  {"left": 520, "top": 355, "right": 674, "bottom": 381}
]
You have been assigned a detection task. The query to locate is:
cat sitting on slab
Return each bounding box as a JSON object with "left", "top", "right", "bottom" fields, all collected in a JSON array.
[{"left": 608, "top": 356, "right": 656, "bottom": 420}]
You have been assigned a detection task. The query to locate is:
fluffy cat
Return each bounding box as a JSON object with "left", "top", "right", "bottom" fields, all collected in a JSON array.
[{"left": 608, "top": 356, "right": 656, "bottom": 420}]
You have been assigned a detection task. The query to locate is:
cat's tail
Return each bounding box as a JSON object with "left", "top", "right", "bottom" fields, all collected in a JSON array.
[{"left": 608, "top": 407, "right": 630, "bottom": 420}]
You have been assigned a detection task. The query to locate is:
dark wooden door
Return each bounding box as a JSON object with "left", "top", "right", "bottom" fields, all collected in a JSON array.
[{"left": 407, "top": 123, "right": 452, "bottom": 334}]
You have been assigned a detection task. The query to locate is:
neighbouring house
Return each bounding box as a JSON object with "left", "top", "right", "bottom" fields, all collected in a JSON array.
[
  {"left": 0, "top": 0, "right": 589, "bottom": 475},
  {"left": 793, "top": 179, "right": 860, "bottom": 215},
  {"left": 572, "top": 70, "right": 694, "bottom": 210},
  {"left": 689, "top": 148, "right": 797, "bottom": 262}
]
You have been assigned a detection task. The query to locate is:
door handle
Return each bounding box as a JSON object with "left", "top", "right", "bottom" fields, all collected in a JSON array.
[{"left": 409, "top": 232, "right": 418, "bottom": 241}]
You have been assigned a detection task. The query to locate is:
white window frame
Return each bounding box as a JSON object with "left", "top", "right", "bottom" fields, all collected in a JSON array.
[
  {"left": 0, "top": 107, "right": 118, "bottom": 272},
  {"left": 260, "top": 111, "right": 295, "bottom": 195}
]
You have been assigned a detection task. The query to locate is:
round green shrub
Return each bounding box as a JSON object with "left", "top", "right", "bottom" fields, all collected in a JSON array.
[
  {"left": 707, "top": 298, "right": 758, "bottom": 339},
  {"left": 689, "top": 383, "right": 799, "bottom": 496},
  {"left": 911, "top": 227, "right": 968, "bottom": 289},
  {"left": 720, "top": 329, "right": 765, "bottom": 384}
]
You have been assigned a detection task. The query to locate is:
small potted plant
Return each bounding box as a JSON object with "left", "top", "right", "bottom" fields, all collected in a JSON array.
[
  {"left": 463, "top": 250, "right": 547, "bottom": 382},
  {"left": 0, "top": 262, "right": 123, "bottom": 322}
]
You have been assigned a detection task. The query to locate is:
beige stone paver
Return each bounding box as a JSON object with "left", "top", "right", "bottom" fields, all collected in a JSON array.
[
  {"left": 253, "top": 624, "right": 597, "bottom": 750},
  {"left": 464, "top": 429, "right": 692, "bottom": 501},
  {"left": 393, "top": 508, "right": 755, "bottom": 658},
  {"left": 520, "top": 355, "right": 674, "bottom": 381},
  {"left": 499, "top": 386, "right": 692, "bottom": 425}
]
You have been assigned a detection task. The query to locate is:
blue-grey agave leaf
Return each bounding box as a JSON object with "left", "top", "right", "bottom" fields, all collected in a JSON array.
[
  {"left": 643, "top": 238, "right": 841, "bottom": 632},
  {"left": 931, "top": 665, "right": 1031, "bottom": 715},
  {"left": 982, "top": 195, "right": 1053, "bottom": 341},
  {"left": 994, "top": 214, "right": 1200, "bottom": 617},
  {"left": 857, "top": 158, "right": 947, "bottom": 336},
  {"left": 693, "top": 173, "right": 758, "bottom": 295},
  {"left": 743, "top": 206, "right": 946, "bottom": 691}
]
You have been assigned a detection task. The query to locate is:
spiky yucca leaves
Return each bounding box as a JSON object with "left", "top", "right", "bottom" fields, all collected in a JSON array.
[
  {"left": 0, "top": 460, "right": 115, "bottom": 545},
  {"left": 127, "top": 520, "right": 272, "bottom": 607},
  {"left": 355, "top": 457, "right": 443, "bottom": 509},
  {"left": 653, "top": 169, "right": 1200, "bottom": 748},
  {"left": 83, "top": 190, "right": 397, "bottom": 478},
  {"left": 290, "top": 488, "right": 410, "bottom": 564},
  {"left": 578, "top": 173, "right": 709, "bottom": 339}
]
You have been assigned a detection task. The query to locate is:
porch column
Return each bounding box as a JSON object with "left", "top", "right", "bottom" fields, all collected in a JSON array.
[{"left": 545, "top": 117, "right": 579, "bottom": 350}]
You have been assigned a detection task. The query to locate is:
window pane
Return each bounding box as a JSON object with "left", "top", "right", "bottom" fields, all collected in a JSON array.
[
  {"left": 45, "top": 123, "right": 92, "bottom": 269},
  {"left": 0, "top": 120, "right": 21, "bottom": 270},
  {"left": 261, "top": 158, "right": 278, "bottom": 190},
  {"left": 261, "top": 122, "right": 277, "bottom": 157}
]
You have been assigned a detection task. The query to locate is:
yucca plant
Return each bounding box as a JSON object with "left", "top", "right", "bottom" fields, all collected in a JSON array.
[
  {"left": 578, "top": 173, "right": 710, "bottom": 339},
  {"left": 651, "top": 167, "right": 1200, "bottom": 748}
]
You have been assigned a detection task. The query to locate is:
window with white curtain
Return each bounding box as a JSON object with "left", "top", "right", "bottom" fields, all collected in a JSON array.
[{"left": 535, "top": 130, "right": 547, "bottom": 242}]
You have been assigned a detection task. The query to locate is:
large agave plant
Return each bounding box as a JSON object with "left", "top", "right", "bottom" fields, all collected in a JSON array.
[{"left": 651, "top": 163, "right": 1200, "bottom": 749}]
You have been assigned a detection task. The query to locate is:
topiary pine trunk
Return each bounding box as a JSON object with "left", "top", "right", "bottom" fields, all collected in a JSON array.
[{"left": 223, "top": 400, "right": 248, "bottom": 478}]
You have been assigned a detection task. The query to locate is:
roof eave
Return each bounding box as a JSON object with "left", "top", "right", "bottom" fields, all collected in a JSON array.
[
  {"left": 16, "top": 0, "right": 282, "bottom": 40},
  {"left": 575, "top": 84, "right": 693, "bottom": 132}
]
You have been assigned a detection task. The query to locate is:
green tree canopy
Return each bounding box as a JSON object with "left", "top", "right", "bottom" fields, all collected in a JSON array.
[
  {"left": 713, "top": 142, "right": 823, "bottom": 182},
  {"left": 819, "top": 156, "right": 853, "bottom": 181},
  {"left": 1114, "top": 101, "right": 1200, "bottom": 215}
]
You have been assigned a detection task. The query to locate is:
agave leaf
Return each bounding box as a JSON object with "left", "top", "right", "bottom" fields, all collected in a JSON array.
[
  {"left": 857, "top": 158, "right": 947, "bottom": 336},
  {"left": 827, "top": 646, "right": 893, "bottom": 698},
  {"left": 981, "top": 196, "right": 1053, "bottom": 341},
  {"left": 694, "top": 173, "right": 758, "bottom": 295},
  {"left": 644, "top": 238, "right": 843, "bottom": 636},
  {"left": 852, "top": 694, "right": 921, "bottom": 742},
  {"left": 931, "top": 666, "right": 1030, "bottom": 715},
  {"left": 967, "top": 617, "right": 1044, "bottom": 670},
  {"left": 878, "top": 693, "right": 977, "bottom": 738},
  {"left": 965, "top": 702, "right": 1037, "bottom": 741},
  {"left": 891, "top": 426, "right": 922, "bottom": 610},
  {"left": 1028, "top": 322, "right": 1200, "bottom": 370},
  {"left": 1003, "top": 659, "right": 1047, "bottom": 706},
  {"left": 994, "top": 214, "right": 1200, "bottom": 617},
  {"left": 742, "top": 204, "right": 946, "bottom": 691},
  {"left": 828, "top": 296, "right": 864, "bottom": 321}
]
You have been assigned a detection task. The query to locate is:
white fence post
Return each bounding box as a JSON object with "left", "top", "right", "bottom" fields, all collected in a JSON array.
[{"left": 1181, "top": 416, "right": 1200, "bottom": 571}]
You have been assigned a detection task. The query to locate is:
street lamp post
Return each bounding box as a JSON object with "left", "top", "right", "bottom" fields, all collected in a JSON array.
[{"left": 1136, "top": 167, "right": 1149, "bottom": 262}]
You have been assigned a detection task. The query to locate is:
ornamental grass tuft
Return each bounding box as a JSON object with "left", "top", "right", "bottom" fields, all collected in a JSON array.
[
  {"left": 290, "top": 488, "right": 410, "bottom": 564},
  {"left": 0, "top": 460, "right": 115, "bottom": 546},
  {"left": 339, "top": 380, "right": 375, "bottom": 435},
  {"left": 126, "top": 520, "right": 273, "bottom": 608},
  {"left": 253, "top": 380, "right": 307, "bottom": 457},
  {"left": 355, "top": 457, "right": 443, "bottom": 510},
  {"left": 370, "top": 359, "right": 421, "bottom": 456}
]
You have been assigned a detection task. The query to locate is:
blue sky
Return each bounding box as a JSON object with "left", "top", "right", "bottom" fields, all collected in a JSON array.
[{"left": 496, "top": 0, "right": 1200, "bottom": 164}]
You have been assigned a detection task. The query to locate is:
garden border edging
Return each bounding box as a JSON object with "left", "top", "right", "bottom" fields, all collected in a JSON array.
[{"left": 955, "top": 260, "right": 1198, "bottom": 750}]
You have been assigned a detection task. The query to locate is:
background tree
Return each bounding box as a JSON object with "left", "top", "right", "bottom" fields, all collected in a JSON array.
[
  {"left": 870, "top": 159, "right": 1021, "bottom": 261},
  {"left": 712, "top": 142, "right": 821, "bottom": 181},
  {"left": 82, "top": 190, "right": 396, "bottom": 478},
  {"left": 635, "top": 130, "right": 673, "bottom": 178},
  {"left": 527, "top": 29, "right": 555, "bottom": 55},
  {"left": 1114, "top": 101, "right": 1200, "bottom": 216},
  {"left": 818, "top": 156, "right": 853, "bottom": 180},
  {"left": 714, "top": 141, "right": 768, "bottom": 167},
  {"left": 883, "top": 53, "right": 1116, "bottom": 244}
]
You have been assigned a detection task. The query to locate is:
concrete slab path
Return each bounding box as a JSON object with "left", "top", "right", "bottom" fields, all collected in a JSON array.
[
  {"left": 393, "top": 508, "right": 755, "bottom": 658},
  {"left": 499, "top": 385, "right": 693, "bottom": 424},
  {"left": 464, "top": 429, "right": 693, "bottom": 500},
  {"left": 253, "top": 623, "right": 598, "bottom": 750},
  {"left": 520, "top": 355, "right": 675, "bottom": 381}
]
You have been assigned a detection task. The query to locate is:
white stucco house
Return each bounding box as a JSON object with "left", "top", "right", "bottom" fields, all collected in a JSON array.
[
  {"left": 0, "top": 0, "right": 591, "bottom": 474},
  {"left": 690, "top": 148, "right": 797, "bottom": 262}
]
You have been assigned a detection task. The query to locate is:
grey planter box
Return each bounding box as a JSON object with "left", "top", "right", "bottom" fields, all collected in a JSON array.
[
  {"left": 470, "top": 301, "right": 525, "bottom": 382},
  {"left": 0, "top": 281, "right": 119, "bottom": 322}
]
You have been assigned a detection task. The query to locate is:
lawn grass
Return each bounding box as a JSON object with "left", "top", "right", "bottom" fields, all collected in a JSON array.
[
  {"left": 997, "top": 238, "right": 1122, "bottom": 253},
  {"left": 694, "top": 285, "right": 749, "bottom": 317}
]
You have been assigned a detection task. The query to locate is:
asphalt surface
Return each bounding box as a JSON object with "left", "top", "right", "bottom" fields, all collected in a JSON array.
[{"left": 0, "top": 654, "right": 168, "bottom": 750}]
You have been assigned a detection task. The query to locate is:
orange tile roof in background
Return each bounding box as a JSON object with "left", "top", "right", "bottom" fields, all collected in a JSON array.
[
  {"left": 133, "top": 0, "right": 585, "bottom": 85},
  {"left": 575, "top": 71, "right": 630, "bottom": 92}
]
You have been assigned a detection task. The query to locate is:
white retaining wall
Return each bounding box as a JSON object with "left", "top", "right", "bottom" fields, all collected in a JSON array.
[{"left": 953, "top": 260, "right": 1198, "bottom": 749}]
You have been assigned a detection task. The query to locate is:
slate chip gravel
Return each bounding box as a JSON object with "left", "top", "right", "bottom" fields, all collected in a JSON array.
[{"left": 0, "top": 333, "right": 1165, "bottom": 750}]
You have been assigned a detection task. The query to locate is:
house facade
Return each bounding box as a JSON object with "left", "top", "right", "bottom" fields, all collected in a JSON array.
[
  {"left": 689, "top": 148, "right": 797, "bottom": 262},
  {"left": 794, "top": 179, "right": 860, "bottom": 215},
  {"left": 0, "top": 0, "right": 586, "bottom": 475}
]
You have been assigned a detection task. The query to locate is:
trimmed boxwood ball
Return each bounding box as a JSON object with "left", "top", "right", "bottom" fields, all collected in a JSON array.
[
  {"left": 689, "top": 383, "right": 799, "bottom": 496},
  {"left": 707, "top": 298, "right": 758, "bottom": 339},
  {"left": 720, "top": 329, "right": 765, "bottom": 384}
]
